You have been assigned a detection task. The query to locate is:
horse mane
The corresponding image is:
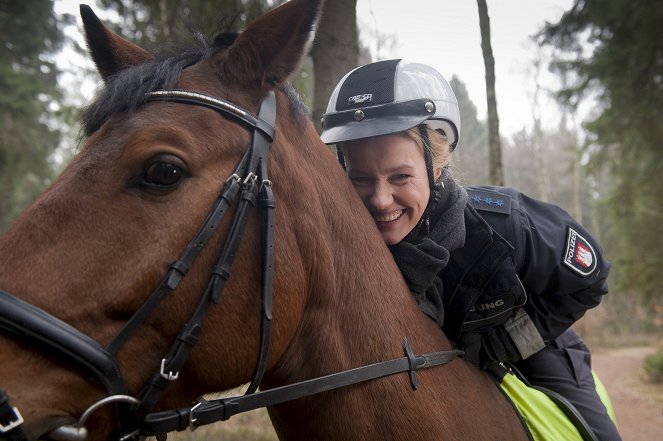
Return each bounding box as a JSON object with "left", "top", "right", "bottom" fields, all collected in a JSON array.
[{"left": 81, "top": 30, "right": 309, "bottom": 139}]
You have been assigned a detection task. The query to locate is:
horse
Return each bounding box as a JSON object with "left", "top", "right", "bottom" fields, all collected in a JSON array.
[{"left": 0, "top": 1, "right": 529, "bottom": 440}]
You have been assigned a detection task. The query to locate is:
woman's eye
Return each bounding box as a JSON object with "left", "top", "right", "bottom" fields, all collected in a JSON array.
[
  {"left": 391, "top": 174, "right": 411, "bottom": 183},
  {"left": 142, "top": 160, "right": 186, "bottom": 188}
]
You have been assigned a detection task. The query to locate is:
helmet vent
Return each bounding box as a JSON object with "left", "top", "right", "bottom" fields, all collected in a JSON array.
[{"left": 335, "top": 59, "right": 400, "bottom": 111}]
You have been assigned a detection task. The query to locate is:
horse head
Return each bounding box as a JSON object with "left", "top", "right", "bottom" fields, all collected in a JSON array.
[{"left": 0, "top": 0, "right": 353, "bottom": 439}]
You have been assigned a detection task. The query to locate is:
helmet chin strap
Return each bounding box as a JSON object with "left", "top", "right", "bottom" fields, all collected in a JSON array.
[
  {"left": 335, "top": 146, "right": 347, "bottom": 169},
  {"left": 417, "top": 125, "right": 441, "bottom": 204}
]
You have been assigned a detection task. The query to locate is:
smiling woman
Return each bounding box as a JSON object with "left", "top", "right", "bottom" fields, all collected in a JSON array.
[
  {"left": 343, "top": 133, "right": 434, "bottom": 245},
  {"left": 321, "top": 56, "right": 620, "bottom": 441}
]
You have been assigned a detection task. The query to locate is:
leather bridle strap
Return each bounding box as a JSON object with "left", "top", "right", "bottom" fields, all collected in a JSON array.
[
  {"left": 139, "top": 338, "right": 463, "bottom": 436},
  {"left": 106, "top": 91, "right": 276, "bottom": 356},
  {"left": 127, "top": 91, "right": 278, "bottom": 420},
  {"left": 245, "top": 89, "right": 277, "bottom": 395},
  {"left": 0, "top": 390, "right": 26, "bottom": 441},
  {"left": 0, "top": 290, "right": 134, "bottom": 440},
  {"left": 144, "top": 90, "right": 276, "bottom": 141},
  {"left": 0, "top": 290, "right": 127, "bottom": 397}
]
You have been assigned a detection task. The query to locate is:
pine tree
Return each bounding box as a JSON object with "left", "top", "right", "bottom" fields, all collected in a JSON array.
[
  {"left": 540, "top": 0, "right": 663, "bottom": 302},
  {"left": 0, "top": 0, "right": 64, "bottom": 232}
]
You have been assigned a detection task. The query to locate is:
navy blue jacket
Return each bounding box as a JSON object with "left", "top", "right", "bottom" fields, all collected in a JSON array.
[{"left": 395, "top": 186, "right": 610, "bottom": 367}]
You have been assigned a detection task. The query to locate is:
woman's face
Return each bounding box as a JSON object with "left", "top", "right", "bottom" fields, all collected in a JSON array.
[{"left": 344, "top": 133, "right": 430, "bottom": 245}]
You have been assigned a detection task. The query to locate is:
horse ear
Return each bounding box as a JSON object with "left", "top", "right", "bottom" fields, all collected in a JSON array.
[
  {"left": 80, "top": 4, "right": 153, "bottom": 80},
  {"left": 221, "top": 0, "right": 324, "bottom": 87}
]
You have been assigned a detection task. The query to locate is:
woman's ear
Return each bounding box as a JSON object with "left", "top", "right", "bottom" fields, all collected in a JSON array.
[{"left": 434, "top": 167, "right": 443, "bottom": 182}]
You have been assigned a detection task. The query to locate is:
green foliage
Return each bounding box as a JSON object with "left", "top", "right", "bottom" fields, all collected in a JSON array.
[
  {"left": 98, "top": 0, "right": 276, "bottom": 47},
  {"left": 0, "top": 0, "right": 65, "bottom": 232},
  {"left": 539, "top": 0, "right": 663, "bottom": 302},
  {"left": 644, "top": 351, "right": 663, "bottom": 383}
]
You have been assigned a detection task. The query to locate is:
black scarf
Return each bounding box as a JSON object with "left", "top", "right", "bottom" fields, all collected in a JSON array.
[{"left": 388, "top": 177, "right": 468, "bottom": 325}]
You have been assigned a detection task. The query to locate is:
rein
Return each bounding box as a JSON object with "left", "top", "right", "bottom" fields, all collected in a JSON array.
[{"left": 0, "top": 89, "right": 462, "bottom": 441}]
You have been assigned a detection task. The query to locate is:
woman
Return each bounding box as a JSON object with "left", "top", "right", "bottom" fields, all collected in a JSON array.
[{"left": 321, "top": 59, "right": 621, "bottom": 441}]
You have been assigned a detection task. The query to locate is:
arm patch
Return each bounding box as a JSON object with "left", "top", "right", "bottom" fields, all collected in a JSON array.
[{"left": 562, "top": 227, "right": 598, "bottom": 276}]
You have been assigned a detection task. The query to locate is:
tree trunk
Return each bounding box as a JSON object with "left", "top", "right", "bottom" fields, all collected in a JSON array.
[
  {"left": 477, "top": 0, "right": 504, "bottom": 186},
  {"left": 311, "top": 0, "right": 359, "bottom": 133},
  {"left": 530, "top": 58, "right": 550, "bottom": 201}
]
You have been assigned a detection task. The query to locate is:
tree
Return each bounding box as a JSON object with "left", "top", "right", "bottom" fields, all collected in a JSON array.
[
  {"left": 99, "top": 0, "right": 272, "bottom": 45},
  {"left": 449, "top": 76, "right": 489, "bottom": 185},
  {"left": 95, "top": 1, "right": 319, "bottom": 115},
  {"left": 540, "top": 0, "right": 663, "bottom": 302},
  {"left": 0, "top": 0, "right": 65, "bottom": 232},
  {"left": 476, "top": 0, "right": 503, "bottom": 186},
  {"left": 311, "top": 0, "right": 359, "bottom": 133}
]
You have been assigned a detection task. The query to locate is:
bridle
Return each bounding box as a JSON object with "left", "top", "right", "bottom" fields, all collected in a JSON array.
[{"left": 0, "top": 89, "right": 462, "bottom": 441}]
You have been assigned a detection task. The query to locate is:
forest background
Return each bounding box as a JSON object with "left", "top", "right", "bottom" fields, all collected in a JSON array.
[{"left": 1, "top": 0, "right": 662, "bottom": 381}]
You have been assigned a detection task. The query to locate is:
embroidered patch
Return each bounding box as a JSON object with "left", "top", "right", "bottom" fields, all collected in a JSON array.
[
  {"left": 563, "top": 227, "right": 597, "bottom": 276},
  {"left": 348, "top": 93, "right": 372, "bottom": 105}
]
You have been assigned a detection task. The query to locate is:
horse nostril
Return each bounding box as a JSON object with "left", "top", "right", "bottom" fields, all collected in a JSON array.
[{"left": 46, "top": 425, "right": 88, "bottom": 441}]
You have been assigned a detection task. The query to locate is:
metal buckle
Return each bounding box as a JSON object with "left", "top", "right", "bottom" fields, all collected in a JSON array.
[
  {"left": 0, "top": 406, "right": 24, "bottom": 433},
  {"left": 159, "top": 359, "right": 179, "bottom": 381},
  {"left": 188, "top": 401, "right": 203, "bottom": 431},
  {"left": 118, "top": 429, "right": 140, "bottom": 441},
  {"left": 259, "top": 179, "right": 272, "bottom": 192},
  {"left": 226, "top": 173, "right": 241, "bottom": 184},
  {"left": 243, "top": 172, "right": 257, "bottom": 185}
]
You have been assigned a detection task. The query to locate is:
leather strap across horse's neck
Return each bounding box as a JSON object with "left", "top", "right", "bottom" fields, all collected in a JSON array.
[{"left": 138, "top": 337, "right": 463, "bottom": 436}]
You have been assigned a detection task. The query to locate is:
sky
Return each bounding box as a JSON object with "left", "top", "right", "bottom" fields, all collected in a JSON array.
[
  {"left": 53, "top": 0, "right": 576, "bottom": 138},
  {"left": 356, "top": 0, "right": 575, "bottom": 136}
]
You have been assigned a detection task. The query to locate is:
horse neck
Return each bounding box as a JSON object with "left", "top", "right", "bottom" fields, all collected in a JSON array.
[
  {"left": 266, "top": 177, "right": 525, "bottom": 439},
  {"left": 257, "top": 106, "right": 528, "bottom": 441},
  {"left": 270, "top": 120, "right": 450, "bottom": 371},
  {"left": 263, "top": 116, "right": 463, "bottom": 425}
]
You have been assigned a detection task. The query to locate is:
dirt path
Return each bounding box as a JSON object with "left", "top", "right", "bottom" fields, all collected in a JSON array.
[{"left": 592, "top": 346, "right": 663, "bottom": 441}]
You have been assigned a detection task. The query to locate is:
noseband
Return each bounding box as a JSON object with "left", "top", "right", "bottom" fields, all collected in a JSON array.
[{"left": 0, "top": 89, "right": 462, "bottom": 441}]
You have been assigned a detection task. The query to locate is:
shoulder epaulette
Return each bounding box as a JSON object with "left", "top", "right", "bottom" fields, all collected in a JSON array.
[{"left": 466, "top": 187, "right": 511, "bottom": 215}]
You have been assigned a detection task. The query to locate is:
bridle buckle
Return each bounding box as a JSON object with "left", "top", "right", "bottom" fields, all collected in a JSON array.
[
  {"left": 159, "top": 359, "right": 179, "bottom": 381},
  {"left": 0, "top": 406, "right": 24, "bottom": 433}
]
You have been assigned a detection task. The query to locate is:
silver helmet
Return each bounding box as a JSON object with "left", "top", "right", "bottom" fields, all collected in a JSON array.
[{"left": 320, "top": 58, "right": 460, "bottom": 150}]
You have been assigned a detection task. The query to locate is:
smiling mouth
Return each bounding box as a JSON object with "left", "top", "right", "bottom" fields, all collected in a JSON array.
[{"left": 373, "top": 209, "right": 404, "bottom": 223}]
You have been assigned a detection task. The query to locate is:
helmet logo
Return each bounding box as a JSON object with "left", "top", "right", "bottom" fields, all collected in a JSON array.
[{"left": 348, "top": 93, "right": 373, "bottom": 105}]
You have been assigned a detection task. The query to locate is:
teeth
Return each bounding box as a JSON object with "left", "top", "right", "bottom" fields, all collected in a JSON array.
[{"left": 374, "top": 210, "right": 403, "bottom": 222}]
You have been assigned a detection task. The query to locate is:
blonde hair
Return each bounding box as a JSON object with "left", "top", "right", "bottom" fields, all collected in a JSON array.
[
  {"left": 403, "top": 126, "right": 453, "bottom": 176},
  {"left": 337, "top": 125, "right": 454, "bottom": 180}
]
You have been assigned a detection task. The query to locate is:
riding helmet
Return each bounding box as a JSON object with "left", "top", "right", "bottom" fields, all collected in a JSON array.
[{"left": 320, "top": 59, "right": 460, "bottom": 150}]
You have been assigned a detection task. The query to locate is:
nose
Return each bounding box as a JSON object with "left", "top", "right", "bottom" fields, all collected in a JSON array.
[{"left": 367, "top": 181, "right": 393, "bottom": 211}]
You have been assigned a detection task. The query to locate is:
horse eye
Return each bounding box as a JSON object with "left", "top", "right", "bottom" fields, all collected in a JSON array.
[{"left": 142, "top": 160, "right": 186, "bottom": 188}]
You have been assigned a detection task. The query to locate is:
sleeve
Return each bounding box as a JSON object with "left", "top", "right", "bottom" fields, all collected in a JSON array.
[{"left": 506, "top": 189, "right": 610, "bottom": 343}]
